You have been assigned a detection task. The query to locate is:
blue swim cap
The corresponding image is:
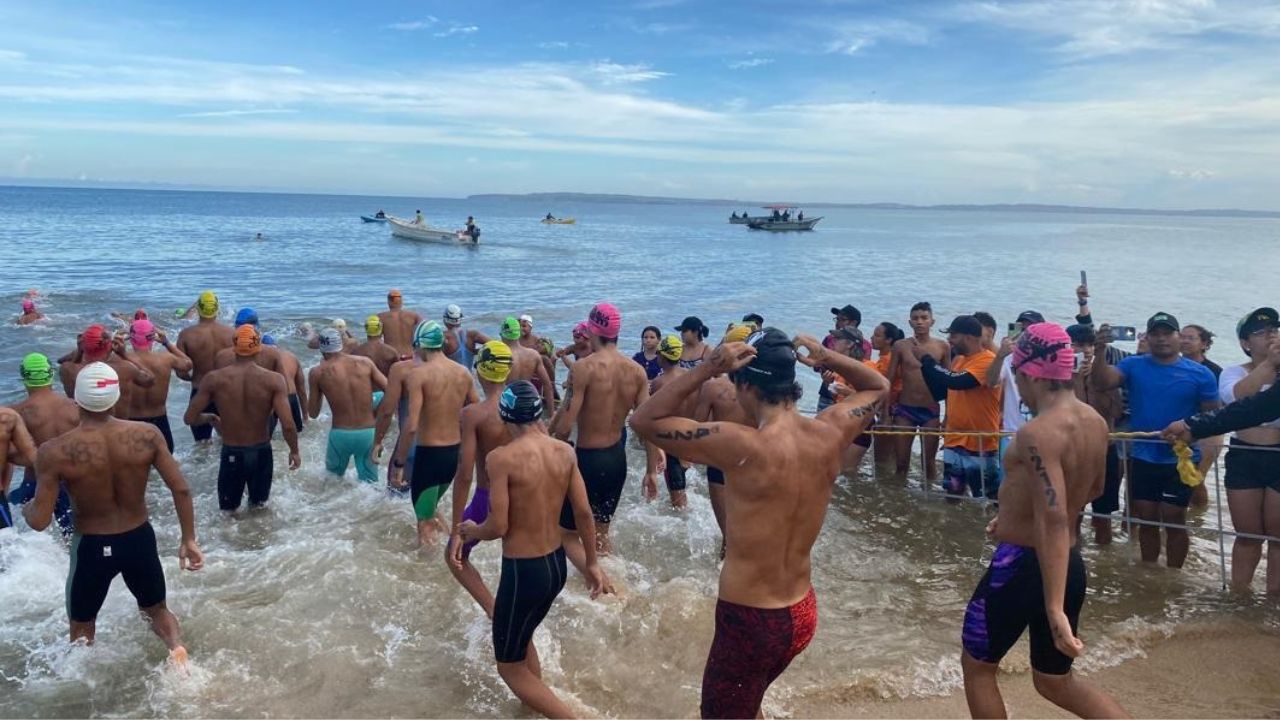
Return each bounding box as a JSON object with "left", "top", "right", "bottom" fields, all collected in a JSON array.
[
  {"left": 499, "top": 380, "right": 543, "bottom": 424},
  {"left": 235, "top": 307, "right": 259, "bottom": 327},
  {"left": 261, "top": 334, "right": 276, "bottom": 346}
]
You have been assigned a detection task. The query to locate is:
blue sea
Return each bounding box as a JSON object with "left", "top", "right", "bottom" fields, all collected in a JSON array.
[{"left": 0, "top": 185, "right": 1276, "bottom": 718}]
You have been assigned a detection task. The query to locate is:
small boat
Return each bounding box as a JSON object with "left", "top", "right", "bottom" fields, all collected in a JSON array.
[
  {"left": 361, "top": 215, "right": 388, "bottom": 223},
  {"left": 743, "top": 204, "right": 821, "bottom": 231},
  {"left": 388, "top": 216, "right": 478, "bottom": 245},
  {"left": 541, "top": 217, "right": 576, "bottom": 225}
]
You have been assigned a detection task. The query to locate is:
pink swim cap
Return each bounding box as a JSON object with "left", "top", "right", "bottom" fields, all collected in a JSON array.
[
  {"left": 21, "top": 299, "right": 34, "bottom": 312},
  {"left": 587, "top": 302, "right": 621, "bottom": 339},
  {"left": 1012, "top": 322, "right": 1074, "bottom": 381},
  {"left": 572, "top": 321, "right": 590, "bottom": 339},
  {"left": 130, "top": 319, "right": 156, "bottom": 349}
]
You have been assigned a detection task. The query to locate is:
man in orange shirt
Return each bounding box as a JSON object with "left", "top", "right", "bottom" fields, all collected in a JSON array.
[{"left": 919, "top": 316, "right": 1003, "bottom": 499}]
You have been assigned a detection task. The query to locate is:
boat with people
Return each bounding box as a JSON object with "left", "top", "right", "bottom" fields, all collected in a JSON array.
[
  {"left": 728, "top": 210, "right": 770, "bottom": 224},
  {"left": 541, "top": 213, "right": 576, "bottom": 225},
  {"left": 361, "top": 210, "right": 388, "bottom": 223},
  {"left": 745, "top": 204, "right": 821, "bottom": 231},
  {"left": 387, "top": 216, "right": 478, "bottom": 245}
]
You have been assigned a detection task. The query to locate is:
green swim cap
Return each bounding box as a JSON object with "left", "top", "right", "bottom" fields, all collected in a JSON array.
[
  {"left": 500, "top": 316, "right": 521, "bottom": 341},
  {"left": 20, "top": 352, "right": 53, "bottom": 388},
  {"left": 414, "top": 320, "right": 445, "bottom": 350}
]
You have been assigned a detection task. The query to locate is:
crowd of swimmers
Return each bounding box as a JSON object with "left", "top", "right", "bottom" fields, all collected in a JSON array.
[{"left": 4, "top": 284, "right": 1280, "bottom": 719}]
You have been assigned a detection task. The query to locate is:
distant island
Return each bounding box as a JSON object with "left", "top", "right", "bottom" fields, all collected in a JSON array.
[{"left": 468, "top": 192, "right": 1280, "bottom": 219}]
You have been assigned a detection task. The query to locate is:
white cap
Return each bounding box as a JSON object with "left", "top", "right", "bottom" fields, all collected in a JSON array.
[
  {"left": 444, "top": 304, "right": 463, "bottom": 324},
  {"left": 75, "top": 362, "right": 121, "bottom": 412},
  {"left": 519, "top": 314, "right": 534, "bottom": 326},
  {"left": 318, "top": 328, "right": 344, "bottom": 354},
  {"left": 332, "top": 318, "right": 347, "bottom": 331}
]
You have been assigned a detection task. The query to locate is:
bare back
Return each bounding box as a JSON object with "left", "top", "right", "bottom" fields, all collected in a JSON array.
[
  {"left": 700, "top": 376, "right": 750, "bottom": 426},
  {"left": 11, "top": 392, "right": 79, "bottom": 446},
  {"left": 198, "top": 362, "right": 288, "bottom": 446},
  {"left": 313, "top": 355, "right": 382, "bottom": 429},
  {"left": 570, "top": 348, "right": 648, "bottom": 449},
  {"left": 407, "top": 355, "right": 474, "bottom": 446},
  {"left": 379, "top": 309, "right": 422, "bottom": 357},
  {"left": 277, "top": 349, "right": 302, "bottom": 394},
  {"left": 469, "top": 397, "right": 510, "bottom": 490},
  {"left": 352, "top": 339, "right": 399, "bottom": 378},
  {"left": 487, "top": 433, "right": 576, "bottom": 558},
  {"left": 215, "top": 345, "right": 286, "bottom": 375},
  {"left": 36, "top": 419, "right": 166, "bottom": 534},
  {"left": 508, "top": 343, "right": 543, "bottom": 383},
  {"left": 129, "top": 350, "right": 181, "bottom": 417},
  {"left": 177, "top": 320, "right": 234, "bottom": 385},
  {"left": 995, "top": 396, "right": 1108, "bottom": 548}
]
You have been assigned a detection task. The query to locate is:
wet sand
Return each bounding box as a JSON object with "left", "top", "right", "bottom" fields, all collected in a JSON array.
[{"left": 793, "top": 618, "right": 1280, "bottom": 719}]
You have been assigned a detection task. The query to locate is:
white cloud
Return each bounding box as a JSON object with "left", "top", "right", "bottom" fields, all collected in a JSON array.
[
  {"left": 824, "top": 19, "right": 931, "bottom": 55},
  {"left": 589, "top": 61, "right": 670, "bottom": 84},
  {"left": 178, "top": 108, "right": 297, "bottom": 118},
  {"left": 386, "top": 18, "right": 438, "bottom": 31},
  {"left": 1167, "top": 168, "right": 1217, "bottom": 180},
  {"left": 728, "top": 58, "right": 774, "bottom": 69},
  {"left": 0, "top": 49, "right": 27, "bottom": 62},
  {"left": 538, "top": 41, "right": 570, "bottom": 49},
  {"left": 434, "top": 25, "right": 478, "bottom": 38}
]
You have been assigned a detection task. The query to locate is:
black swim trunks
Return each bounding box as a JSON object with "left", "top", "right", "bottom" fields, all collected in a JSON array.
[
  {"left": 0, "top": 489, "right": 11, "bottom": 530},
  {"left": 707, "top": 466, "right": 725, "bottom": 486},
  {"left": 561, "top": 434, "right": 627, "bottom": 529},
  {"left": 665, "top": 454, "right": 687, "bottom": 492},
  {"left": 1090, "top": 443, "right": 1123, "bottom": 514},
  {"left": 1224, "top": 437, "right": 1280, "bottom": 492},
  {"left": 268, "top": 393, "right": 306, "bottom": 438},
  {"left": 189, "top": 385, "right": 218, "bottom": 442},
  {"left": 410, "top": 444, "right": 461, "bottom": 522},
  {"left": 1129, "top": 458, "right": 1192, "bottom": 507},
  {"left": 218, "top": 442, "right": 274, "bottom": 511},
  {"left": 134, "top": 415, "right": 175, "bottom": 453},
  {"left": 67, "top": 521, "right": 166, "bottom": 622},
  {"left": 492, "top": 546, "right": 567, "bottom": 663},
  {"left": 962, "top": 543, "right": 1086, "bottom": 675}
]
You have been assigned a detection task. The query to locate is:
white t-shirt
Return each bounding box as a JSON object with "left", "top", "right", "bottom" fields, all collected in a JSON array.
[
  {"left": 1219, "top": 364, "right": 1280, "bottom": 431},
  {"left": 998, "top": 354, "right": 1032, "bottom": 432}
]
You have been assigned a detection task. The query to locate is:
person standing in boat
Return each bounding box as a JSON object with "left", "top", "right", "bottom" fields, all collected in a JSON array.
[{"left": 415, "top": 209, "right": 424, "bottom": 225}]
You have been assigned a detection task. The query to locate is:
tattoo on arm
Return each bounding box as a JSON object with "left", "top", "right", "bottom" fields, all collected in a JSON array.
[
  {"left": 846, "top": 402, "right": 876, "bottom": 418},
  {"left": 656, "top": 426, "right": 719, "bottom": 441},
  {"left": 1028, "top": 445, "right": 1058, "bottom": 507}
]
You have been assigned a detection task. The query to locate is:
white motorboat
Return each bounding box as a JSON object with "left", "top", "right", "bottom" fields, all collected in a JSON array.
[
  {"left": 744, "top": 205, "right": 821, "bottom": 231},
  {"left": 388, "top": 216, "right": 477, "bottom": 245}
]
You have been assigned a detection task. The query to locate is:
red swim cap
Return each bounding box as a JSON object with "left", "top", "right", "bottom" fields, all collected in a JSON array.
[{"left": 81, "top": 324, "right": 112, "bottom": 362}]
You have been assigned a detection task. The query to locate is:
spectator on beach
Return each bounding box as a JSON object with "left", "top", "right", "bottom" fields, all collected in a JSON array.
[
  {"left": 632, "top": 325, "right": 663, "bottom": 381},
  {"left": 921, "top": 315, "right": 1003, "bottom": 499},
  {"left": 1182, "top": 324, "right": 1223, "bottom": 380},
  {"left": 973, "top": 311, "right": 998, "bottom": 353},
  {"left": 1091, "top": 312, "right": 1219, "bottom": 568}
]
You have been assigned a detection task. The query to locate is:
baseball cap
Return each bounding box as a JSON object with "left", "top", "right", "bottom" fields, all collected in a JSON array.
[
  {"left": 1016, "top": 310, "right": 1046, "bottom": 325},
  {"left": 1237, "top": 307, "right": 1279, "bottom": 339},
  {"left": 675, "top": 316, "right": 708, "bottom": 336},
  {"left": 741, "top": 313, "right": 764, "bottom": 330},
  {"left": 830, "top": 304, "right": 862, "bottom": 325},
  {"left": 1146, "top": 312, "right": 1180, "bottom": 333},
  {"left": 943, "top": 315, "right": 983, "bottom": 337}
]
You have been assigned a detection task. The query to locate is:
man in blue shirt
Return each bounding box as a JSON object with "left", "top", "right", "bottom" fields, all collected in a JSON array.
[{"left": 1091, "top": 312, "right": 1219, "bottom": 568}]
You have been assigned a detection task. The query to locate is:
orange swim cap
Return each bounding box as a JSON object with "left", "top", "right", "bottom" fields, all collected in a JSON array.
[{"left": 234, "top": 324, "right": 262, "bottom": 356}]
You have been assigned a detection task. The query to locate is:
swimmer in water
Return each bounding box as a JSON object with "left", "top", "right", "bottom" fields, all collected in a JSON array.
[
  {"left": 185, "top": 325, "right": 301, "bottom": 513},
  {"left": 59, "top": 324, "right": 157, "bottom": 419},
  {"left": 378, "top": 289, "right": 424, "bottom": 359},
  {"left": 6, "top": 353, "right": 79, "bottom": 535},
  {"left": 555, "top": 322, "right": 594, "bottom": 370},
  {"left": 516, "top": 314, "right": 557, "bottom": 389},
  {"left": 309, "top": 329, "right": 387, "bottom": 484},
  {"left": 215, "top": 308, "right": 302, "bottom": 435},
  {"left": 632, "top": 329, "right": 888, "bottom": 719},
  {"left": 888, "top": 301, "right": 951, "bottom": 485},
  {"left": 262, "top": 333, "right": 308, "bottom": 438},
  {"left": 122, "top": 320, "right": 192, "bottom": 453},
  {"left": 378, "top": 321, "right": 477, "bottom": 546},
  {"left": 447, "top": 341, "right": 515, "bottom": 612},
  {"left": 25, "top": 362, "right": 203, "bottom": 667},
  {"left": 549, "top": 303, "right": 660, "bottom": 559},
  {"left": 176, "top": 290, "right": 234, "bottom": 442},
  {"left": 351, "top": 315, "right": 400, "bottom": 378},
  {"left": 456, "top": 380, "right": 606, "bottom": 719},
  {"left": 255, "top": 232, "right": 264, "bottom": 241},
  {"left": 501, "top": 317, "right": 554, "bottom": 414},
  {"left": 647, "top": 334, "right": 693, "bottom": 508},
  {"left": 0, "top": 405, "right": 38, "bottom": 533},
  {"left": 960, "top": 323, "right": 1130, "bottom": 719},
  {"left": 17, "top": 298, "right": 44, "bottom": 325}
]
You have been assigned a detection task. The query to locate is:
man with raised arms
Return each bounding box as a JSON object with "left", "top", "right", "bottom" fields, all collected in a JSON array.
[
  {"left": 960, "top": 324, "right": 1129, "bottom": 719},
  {"left": 176, "top": 290, "right": 234, "bottom": 442},
  {"left": 692, "top": 324, "right": 754, "bottom": 546},
  {"left": 185, "top": 325, "right": 301, "bottom": 513},
  {"left": 380, "top": 321, "right": 477, "bottom": 545},
  {"left": 632, "top": 328, "right": 888, "bottom": 719},
  {"left": 60, "top": 324, "right": 157, "bottom": 419},
  {"left": 7, "top": 354, "right": 79, "bottom": 534},
  {"left": 378, "top": 289, "right": 423, "bottom": 359},
  {"left": 124, "top": 319, "right": 192, "bottom": 452},
  {"left": 888, "top": 301, "right": 951, "bottom": 485},
  {"left": 647, "top": 334, "right": 692, "bottom": 508},
  {"left": 352, "top": 315, "right": 401, "bottom": 378},
  {"left": 309, "top": 329, "right": 387, "bottom": 484},
  {"left": 500, "top": 316, "right": 555, "bottom": 413},
  {"left": 457, "top": 380, "right": 606, "bottom": 720},
  {"left": 25, "top": 363, "right": 203, "bottom": 667},
  {"left": 550, "top": 303, "right": 659, "bottom": 562}
]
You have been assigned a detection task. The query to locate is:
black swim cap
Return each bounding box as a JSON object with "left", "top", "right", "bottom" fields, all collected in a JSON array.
[
  {"left": 735, "top": 327, "right": 796, "bottom": 388},
  {"left": 499, "top": 380, "right": 543, "bottom": 424}
]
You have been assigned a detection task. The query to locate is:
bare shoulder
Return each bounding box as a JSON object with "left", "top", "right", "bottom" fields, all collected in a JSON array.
[{"left": 118, "top": 419, "right": 163, "bottom": 452}]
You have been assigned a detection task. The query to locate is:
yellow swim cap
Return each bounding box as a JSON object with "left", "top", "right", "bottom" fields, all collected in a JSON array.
[
  {"left": 659, "top": 334, "right": 684, "bottom": 362},
  {"left": 475, "top": 340, "right": 513, "bottom": 383},
  {"left": 722, "top": 324, "right": 752, "bottom": 344},
  {"left": 365, "top": 315, "right": 383, "bottom": 337},
  {"left": 197, "top": 290, "right": 219, "bottom": 319}
]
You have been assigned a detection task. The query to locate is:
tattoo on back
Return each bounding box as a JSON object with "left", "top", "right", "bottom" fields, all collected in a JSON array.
[
  {"left": 1028, "top": 445, "right": 1058, "bottom": 507},
  {"left": 656, "top": 426, "right": 718, "bottom": 441}
]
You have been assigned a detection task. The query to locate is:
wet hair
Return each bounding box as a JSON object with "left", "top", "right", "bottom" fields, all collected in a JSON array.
[
  {"left": 972, "top": 312, "right": 997, "bottom": 332},
  {"left": 733, "top": 376, "right": 804, "bottom": 405},
  {"left": 641, "top": 325, "right": 660, "bottom": 339},
  {"left": 878, "top": 322, "right": 905, "bottom": 343},
  {"left": 1184, "top": 324, "right": 1214, "bottom": 348},
  {"left": 910, "top": 301, "right": 933, "bottom": 315}
]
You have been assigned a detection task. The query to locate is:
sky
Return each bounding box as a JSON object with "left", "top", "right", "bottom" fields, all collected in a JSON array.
[{"left": 0, "top": 0, "right": 1278, "bottom": 208}]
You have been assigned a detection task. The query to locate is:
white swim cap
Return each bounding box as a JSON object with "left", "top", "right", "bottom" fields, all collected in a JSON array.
[
  {"left": 318, "top": 328, "right": 344, "bottom": 354},
  {"left": 332, "top": 318, "right": 347, "bottom": 331},
  {"left": 75, "top": 362, "right": 121, "bottom": 413},
  {"left": 444, "top": 304, "right": 463, "bottom": 324}
]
